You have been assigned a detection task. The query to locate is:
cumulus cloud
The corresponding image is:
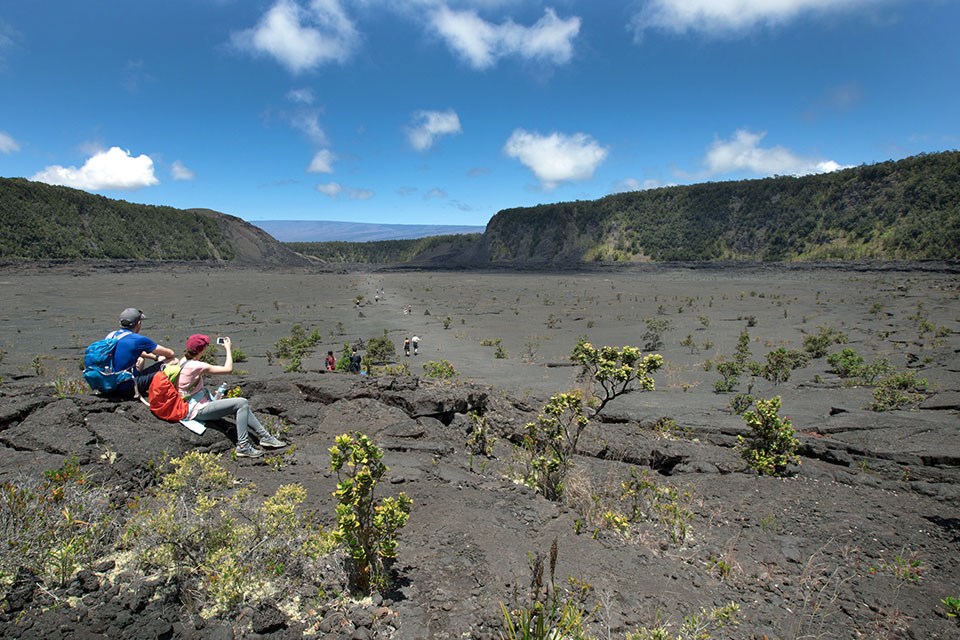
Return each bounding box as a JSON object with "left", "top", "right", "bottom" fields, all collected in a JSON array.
[
  {"left": 308, "top": 149, "right": 336, "bottom": 173},
  {"left": 0, "top": 130, "right": 19, "bottom": 154},
  {"left": 407, "top": 109, "right": 462, "bottom": 151},
  {"left": 171, "top": 161, "right": 195, "bottom": 181},
  {"left": 703, "top": 129, "right": 845, "bottom": 177},
  {"left": 31, "top": 147, "right": 159, "bottom": 191},
  {"left": 631, "top": 0, "right": 878, "bottom": 38},
  {"left": 315, "top": 181, "right": 374, "bottom": 199},
  {"left": 430, "top": 7, "right": 580, "bottom": 70},
  {"left": 232, "top": 0, "right": 359, "bottom": 73},
  {"left": 503, "top": 129, "right": 608, "bottom": 190}
]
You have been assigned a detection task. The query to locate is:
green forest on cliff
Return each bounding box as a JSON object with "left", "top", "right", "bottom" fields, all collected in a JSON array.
[
  {"left": 482, "top": 151, "right": 960, "bottom": 263},
  {"left": 0, "top": 178, "right": 234, "bottom": 260},
  {"left": 2, "top": 151, "right": 958, "bottom": 264}
]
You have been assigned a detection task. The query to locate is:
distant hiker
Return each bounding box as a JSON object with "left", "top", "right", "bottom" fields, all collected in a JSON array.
[
  {"left": 325, "top": 350, "right": 336, "bottom": 371},
  {"left": 411, "top": 335, "right": 420, "bottom": 355},
  {"left": 349, "top": 347, "right": 362, "bottom": 373},
  {"left": 403, "top": 337, "right": 411, "bottom": 357},
  {"left": 106, "top": 308, "right": 175, "bottom": 398},
  {"left": 177, "top": 334, "right": 287, "bottom": 458}
]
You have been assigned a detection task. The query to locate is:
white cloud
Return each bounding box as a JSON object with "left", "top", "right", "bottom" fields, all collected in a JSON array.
[
  {"left": 232, "top": 0, "right": 359, "bottom": 74},
  {"left": 631, "top": 0, "right": 879, "bottom": 37},
  {"left": 503, "top": 129, "right": 608, "bottom": 189},
  {"left": 308, "top": 149, "right": 336, "bottom": 173},
  {"left": 0, "top": 131, "right": 19, "bottom": 154},
  {"left": 315, "top": 181, "right": 373, "bottom": 199},
  {"left": 425, "top": 187, "right": 447, "bottom": 199},
  {"left": 407, "top": 109, "right": 462, "bottom": 151},
  {"left": 430, "top": 7, "right": 580, "bottom": 70},
  {"left": 703, "top": 129, "right": 846, "bottom": 177},
  {"left": 613, "top": 177, "right": 675, "bottom": 193},
  {"left": 288, "top": 109, "right": 329, "bottom": 146},
  {"left": 287, "top": 87, "right": 316, "bottom": 104},
  {"left": 171, "top": 161, "right": 195, "bottom": 181},
  {"left": 31, "top": 147, "right": 159, "bottom": 191},
  {"left": 316, "top": 181, "right": 342, "bottom": 197}
]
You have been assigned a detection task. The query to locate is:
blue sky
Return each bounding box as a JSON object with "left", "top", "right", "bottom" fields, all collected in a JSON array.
[{"left": 0, "top": 1, "right": 957, "bottom": 227}]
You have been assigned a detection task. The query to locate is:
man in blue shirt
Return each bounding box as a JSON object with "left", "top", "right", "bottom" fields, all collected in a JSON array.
[{"left": 109, "top": 308, "right": 175, "bottom": 397}]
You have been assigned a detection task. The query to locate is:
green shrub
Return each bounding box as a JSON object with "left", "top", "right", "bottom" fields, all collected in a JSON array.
[
  {"left": 737, "top": 396, "right": 800, "bottom": 476},
  {"left": 570, "top": 337, "right": 663, "bottom": 415},
  {"left": 330, "top": 432, "right": 412, "bottom": 593},
  {"left": 466, "top": 411, "right": 496, "bottom": 457},
  {"left": 714, "top": 331, "right": 751, "bottom": 393},
  {"left": 754, "top": 348, "right": 808, "bottom": 383},
  {"left": 827, "top": 348, "right": 864, "bottom": 377},
  {"left": 714, "top": 361, "right": 741, "bottom": 393},
  {"left": 803, "top": 326, "right": 848, "bottom": 358},
  {"left": 273, "top": 324, "right": 322, "bottom": 372},
  {"left": 1, "top": 458, "right": 117, "bottom": 588},
  {"left": 641, "top": 318, "right": 671, "bottom": 351},
  {"left": 521, "top": 392, "right": 589, "bottom": 500},
  {"left": 423, "top": 359, "right": 458, "bottom": 379},
  {"left": 941, "top": 596, "right": 960, "bottom": 623},
  {"left": 124, "top": 451, "right": 338, "bottom": 616},
  {"left": 499, "top": 539, "right": 595, "bottom": 640},
  {"left": 729, "top": 393, "right": 754, "bottom": 415},
  {"left": 620, "top": 469, "right": 694, "bottom": 544},
  {"left": 335, "top": 342, "right": 353, "bottom": 371},
  {"left": 627, "top": 603, "right": 740, "bottom": 640},
  {"left": 370, "top": 363, "right": 411, "bottom": 377},
  {"left": 366, "top": 329, "right": 396, "bottom": 364},
  {"left": 870, "top": 370, "right": 930, "bottom": 411}
]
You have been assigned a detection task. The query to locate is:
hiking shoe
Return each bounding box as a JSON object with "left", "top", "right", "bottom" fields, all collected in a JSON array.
[
  {"left": 259, "top": 434, "right": 288, "bottom": 449},
  {"left": 236, "top": 442, "right": 264, "bottom": 458}
]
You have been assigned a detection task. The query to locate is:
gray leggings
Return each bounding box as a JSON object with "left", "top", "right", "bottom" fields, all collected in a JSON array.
[{"left": 193, "top": 397, "right": 267, "bottom": 446}]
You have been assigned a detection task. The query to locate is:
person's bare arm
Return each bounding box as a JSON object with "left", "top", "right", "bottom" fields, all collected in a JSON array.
[
  {"left": 205, "top": 337, "right": 234, "bottom": 374},
  {"left": 148, "top": 345, "right": 176, "bottom": 361}
]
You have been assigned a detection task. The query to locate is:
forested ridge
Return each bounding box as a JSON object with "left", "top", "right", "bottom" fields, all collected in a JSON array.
[
  {"left": 3, "top": 151, "right": 958, "bottom": 265},
  {"left": 483, "top": 151, "right": 960, "bottom": 263},
  {"left": 0, "top": 178, "right": 235, "bottom": 261}
]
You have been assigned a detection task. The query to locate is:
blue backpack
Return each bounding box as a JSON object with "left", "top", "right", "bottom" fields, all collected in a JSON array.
[{"left": 83, "top": 330, "right": 133, "bottom": 394}]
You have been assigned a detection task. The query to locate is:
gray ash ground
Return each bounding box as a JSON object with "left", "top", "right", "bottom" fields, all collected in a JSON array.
[{"left": 1, "top": 263, "right": 959, "bottom": 639}]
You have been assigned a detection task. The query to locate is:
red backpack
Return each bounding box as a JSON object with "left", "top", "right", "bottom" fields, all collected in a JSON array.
[{"left": 148, "top": 363, "right": 189, "bottom": 422}]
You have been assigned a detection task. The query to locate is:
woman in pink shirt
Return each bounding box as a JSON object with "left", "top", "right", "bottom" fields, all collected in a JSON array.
[{"left": 178, "top": 334, "right": 286, "bottom": 458}]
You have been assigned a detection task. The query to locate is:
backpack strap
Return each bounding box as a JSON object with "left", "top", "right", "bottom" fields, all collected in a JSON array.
[
  {"left": 178, "top": 359, "right": 205, "bottom": 398},
  {"left": 105, "top": 329, "right": 135, "bottom": 374}
]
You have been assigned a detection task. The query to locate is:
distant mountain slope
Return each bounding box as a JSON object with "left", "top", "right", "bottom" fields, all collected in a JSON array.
[
  {"left": 481, "top": 151, "right": 960, "bottom": 264},
  {"left": 0, "top": 178, "right": 309, "bottom": 266},
  {"left": 251, "top": 219, "right": 485, "bottom": 242}
]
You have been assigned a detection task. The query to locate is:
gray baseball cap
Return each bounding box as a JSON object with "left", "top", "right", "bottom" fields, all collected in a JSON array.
[{"left": 119, "top": 308, "right": 145, "bottom": 327}]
